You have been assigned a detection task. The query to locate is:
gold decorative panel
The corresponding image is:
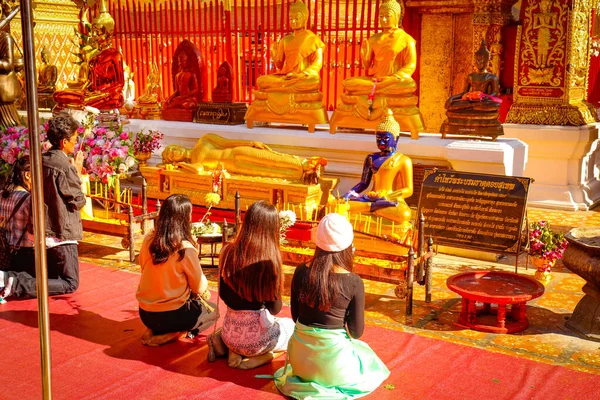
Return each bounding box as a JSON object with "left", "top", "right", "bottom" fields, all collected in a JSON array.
[
  {"left": 419, "top": 14, "right": 455, "bottom": 132},
  {"left": 10, "top": 1, "right": 80, "bottom": 91},
  {"left": 506, "top": 0, "right": 599, "bottom": 125}
]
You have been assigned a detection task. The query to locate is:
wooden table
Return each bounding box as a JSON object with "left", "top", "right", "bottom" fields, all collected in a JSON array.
[
  {"left": 446, "top": 271, "right": 545, "bottom": 334},
  {"left": 196, "top": 234, "right": 222, "bottom": 267}
]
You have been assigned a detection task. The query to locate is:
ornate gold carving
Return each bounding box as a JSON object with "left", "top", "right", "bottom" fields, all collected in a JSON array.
[
  {"left": 10, "top": 1, "right": 79, "bottom": 91},
  {"left": 509, "top": 0, "right": 598, "bottom": 125},
  {"left": 505, "top": 102, "right": 598, "bottom": 125}
]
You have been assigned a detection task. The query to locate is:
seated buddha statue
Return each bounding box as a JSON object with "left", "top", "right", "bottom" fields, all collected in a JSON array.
[
  {"left": 133, "top": 62, "right": 162, "bottom": 119},
  {"left": 330, "top": 0, "right": 424, "bottom": 139},
  {"left": 244, "top": 0, "right": 328, "bottom": 132},
  {"left": 343, "top": 110, "right": 413, "bottom": 228},
  {"left": 162, "top": 40, "right": 206, "bottom": 122},
  {"left": 37, "top": 47, "right": 58, "bottom": 109},
  {"left": 38, "top": 47, "right": 57, "bottom": 94},
  {"left": 121, "top": 63, "right": 135, "bottom": 114},
  {"left": 441, "top": 40, "right": 503, "bottom": 139},
  {"left": 161, "top": 133, "right": 327, "bottom": 185},
  {"left": 212, "top": 61, "right": 233, "bottom": 103},
  {"left": 0, "top": 2, "right": 23, "bottom": 127},
  {"left": 53, "top": 0, "right": 125, "bottom": 114}
]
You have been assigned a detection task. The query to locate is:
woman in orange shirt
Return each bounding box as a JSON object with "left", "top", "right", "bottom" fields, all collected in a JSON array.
[{"left": 136, "top": 194, "right": 216, "bottom": 346}]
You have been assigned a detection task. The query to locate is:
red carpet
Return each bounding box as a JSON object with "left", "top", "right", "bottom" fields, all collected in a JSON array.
[{"left": 1, "top": 263, "right": 599, "bottom": 399}]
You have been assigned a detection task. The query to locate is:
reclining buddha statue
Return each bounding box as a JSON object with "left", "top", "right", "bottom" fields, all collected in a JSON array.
[
  {"left": 244, "top": 0, "right": 328, "bottom": 133},
  {"left": 162, "top": 134, "right": 327, "bottom": 185},
  {"left": 330, "top": 0, "right": 424, "bottom": 139},
  {"left": 343, "top": 109, "right": 413, "bottom": 231},
  {"left": 441, "top": 40, "right": 503, "bottom": 140},
  {"left": 53, "top": 0, "right": 124, "bottom": 114}
]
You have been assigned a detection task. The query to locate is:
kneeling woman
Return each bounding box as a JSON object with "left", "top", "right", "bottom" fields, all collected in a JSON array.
[
  {"left": 136, "top": 194, "right": 215, "bottom": 346},
  {"left": 210, "top": 200, "right": 294, "bottom": 369},
  {"left": 275, "top": 213, "right": 390, "bottom": 398}
]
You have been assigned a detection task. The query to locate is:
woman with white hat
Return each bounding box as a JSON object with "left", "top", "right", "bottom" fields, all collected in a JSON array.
[{"left": 274, "top": 213, "right": 390, "bottom": 398}]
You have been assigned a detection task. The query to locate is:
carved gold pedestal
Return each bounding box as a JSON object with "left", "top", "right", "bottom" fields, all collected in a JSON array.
[
  {"left": 140, "top": 165, "right": 337, "bottom": 213},
  {"left": 329, "top": 95, "right": 424, "bottom": 139},
  {"left": 506, "top": 103, "right": 598, "bottom": 126},
  {"left": 194, "top": 102, "right": 247, "bottom": 125},
  {"left": 38, "top": 93, "right": 56, "bottom": 110},
  {"left": 245, "top": 91, "right": 328, "bottom": 133},
  {"left": 441, "top": 110, "right": 504, "bottom": 140},
  {"left": 132, "top": 104, "right": 162, "bottom": 120}
]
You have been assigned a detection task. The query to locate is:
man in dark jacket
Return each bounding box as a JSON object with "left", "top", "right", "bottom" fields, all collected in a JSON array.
[{"left": 1, "top": 114, "right": 86, "bottom": 298}]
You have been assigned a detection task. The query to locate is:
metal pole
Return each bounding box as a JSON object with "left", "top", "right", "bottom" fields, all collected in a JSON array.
[{"left": 19, "top": 1, "right": 52, "bottom": 398}]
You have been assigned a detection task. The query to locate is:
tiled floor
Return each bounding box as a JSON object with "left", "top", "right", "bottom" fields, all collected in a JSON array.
[{"left": 78, "top": 206, "right": 600, "bottom": 375}]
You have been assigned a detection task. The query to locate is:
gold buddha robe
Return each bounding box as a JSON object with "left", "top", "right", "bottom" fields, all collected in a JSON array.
[{"left": 257, "top": 30, "right": 325, "bottom": 92}]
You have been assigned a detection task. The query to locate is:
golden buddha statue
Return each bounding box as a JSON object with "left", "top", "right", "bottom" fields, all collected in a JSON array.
[
  {"left": 441, "top": 40, "right": 503, "bottom": 139},
  {"left": 342, "top": 110, "right": 413, "bottom": 227},
  {"left": 37, "top": 47, "right": 58, "bottom": 109},
  {"left": 244, "top": 0, "right": 328, "bottom": 132},
  {"left": 38, "top": 47, "right": 57, "bottom": 94},
  {"left": 0, "top": 1, "right": 23, "bottom": 127},
  {"left": 53, "top": 0, "right": 125, "bottom": 114},
  {"left": 162, "top": 133, "right": 327, "bottom": 185},
  {"left": 330, "top": 0, "right": 424, "bottom": 139},
  {"left": 121, "top": 63, "right": 136, "bottom": 114},
  {"left": 133, "top": 62, "right": 162, "bottom": 119}
]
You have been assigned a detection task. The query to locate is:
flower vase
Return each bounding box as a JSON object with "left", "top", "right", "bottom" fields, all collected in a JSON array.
[
  {"left": 136, "top": 151, "right": 152, "bottom": 167},
  {"left": 529, "top": 256, "right": 555, "bottom": 284}
]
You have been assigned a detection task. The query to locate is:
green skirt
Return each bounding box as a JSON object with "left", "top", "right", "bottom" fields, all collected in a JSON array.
[{"left": 274, "top": 322, "right": 390, "bottom": 399}]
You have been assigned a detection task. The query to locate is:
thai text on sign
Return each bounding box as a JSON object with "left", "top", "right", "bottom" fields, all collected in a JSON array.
[{"left": 417, "top": 170, "right": 532, "bottom": 254}]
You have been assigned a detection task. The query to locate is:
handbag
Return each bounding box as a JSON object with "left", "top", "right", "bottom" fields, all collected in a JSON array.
[{"left": 0, "top": 193, "right": 29, "bottom": 270}]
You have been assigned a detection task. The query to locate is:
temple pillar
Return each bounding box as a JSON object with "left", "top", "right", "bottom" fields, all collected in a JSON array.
[{"left": 406, "top": 0, "right": 516, "bottom": 132}]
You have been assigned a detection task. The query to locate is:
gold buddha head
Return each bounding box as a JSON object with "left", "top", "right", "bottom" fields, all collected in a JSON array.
[
  {"left": 539, "top": 0, "right": 552, "bottom": 13},
  {"left": 41, "top": 47, "right": 51, "bottom": 64},
  {"left": 379, "top": 0, "right": 403, "bottom": 29},
  {"left": 475, "top": 40, "right": 490, "bottom": 72},
  {"left": 92, "top": 0, "right": 115, "bottom": 48},
  {"left": 290, "top": 0, "right": 308, "bottom": 30},
  {"left": 162, "top": 144, "right": 190, "bottom": 164}
]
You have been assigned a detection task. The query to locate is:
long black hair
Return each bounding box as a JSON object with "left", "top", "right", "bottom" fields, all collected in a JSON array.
[
  {"left": 299, "top": 245, "right": 354, "bottom": 312},
  {"left": 149, "top": 194, "right": 197, "bottom": 265},
  {"left": 2, "top": 155, "right": 31, "bottom": 198},
  {"left": 220, "top": 200, "right": 283, "bottom": 302}
]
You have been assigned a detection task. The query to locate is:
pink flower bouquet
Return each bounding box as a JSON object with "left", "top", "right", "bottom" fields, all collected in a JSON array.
[
  {"left": 133, "top": 129, "right": 164, "bottom": 155},
  {"left": 0, "top": 124, "right": 52, "bottom": 176},
  {"left": 529, "top": 220, "right": 568, "bottom": 263},
  {"left": 76, "top": 124, "right": 136, "bottom": 186}
]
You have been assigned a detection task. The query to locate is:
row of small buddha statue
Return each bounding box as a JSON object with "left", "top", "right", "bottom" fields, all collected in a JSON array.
[
  {"left": 243, "top": 0, "right": 501, "bottom": 139},
  {"left": 0, "top": 0, "right": 501, "bottom": 139},
  {"left": 244, "top": 0, "right": 426, "bottom": 138}
]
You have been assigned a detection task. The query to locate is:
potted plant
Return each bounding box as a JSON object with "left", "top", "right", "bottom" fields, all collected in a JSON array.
[
  {"left": 133, "top": 129, "right": 164, "bottom": 166},
  {"left": 529, "top": 220, "right": 568, "bottom": 280}
]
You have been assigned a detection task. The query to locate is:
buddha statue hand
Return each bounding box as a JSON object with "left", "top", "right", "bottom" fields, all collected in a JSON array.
[
  {"left": 370, "top": 199, "right": 398, "bottom": 213},
  {"left": 343, "top": 189, "right": 359, "bottom": 201},
  {"left": 251, "top": 141, "right": 272, "bottom": 151},
  {"left": 301, "top": 156, "right": 327, "bottom": 185}
]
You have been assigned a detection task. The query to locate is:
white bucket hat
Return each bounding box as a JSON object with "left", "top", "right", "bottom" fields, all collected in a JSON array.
[{"left": 315, "top": 213, "right": 354, "bottom": 252}]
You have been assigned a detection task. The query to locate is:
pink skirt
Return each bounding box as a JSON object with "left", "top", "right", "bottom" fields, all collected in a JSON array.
[{"left": 222, "top": 308, "right": 294, "bottom": 357}]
